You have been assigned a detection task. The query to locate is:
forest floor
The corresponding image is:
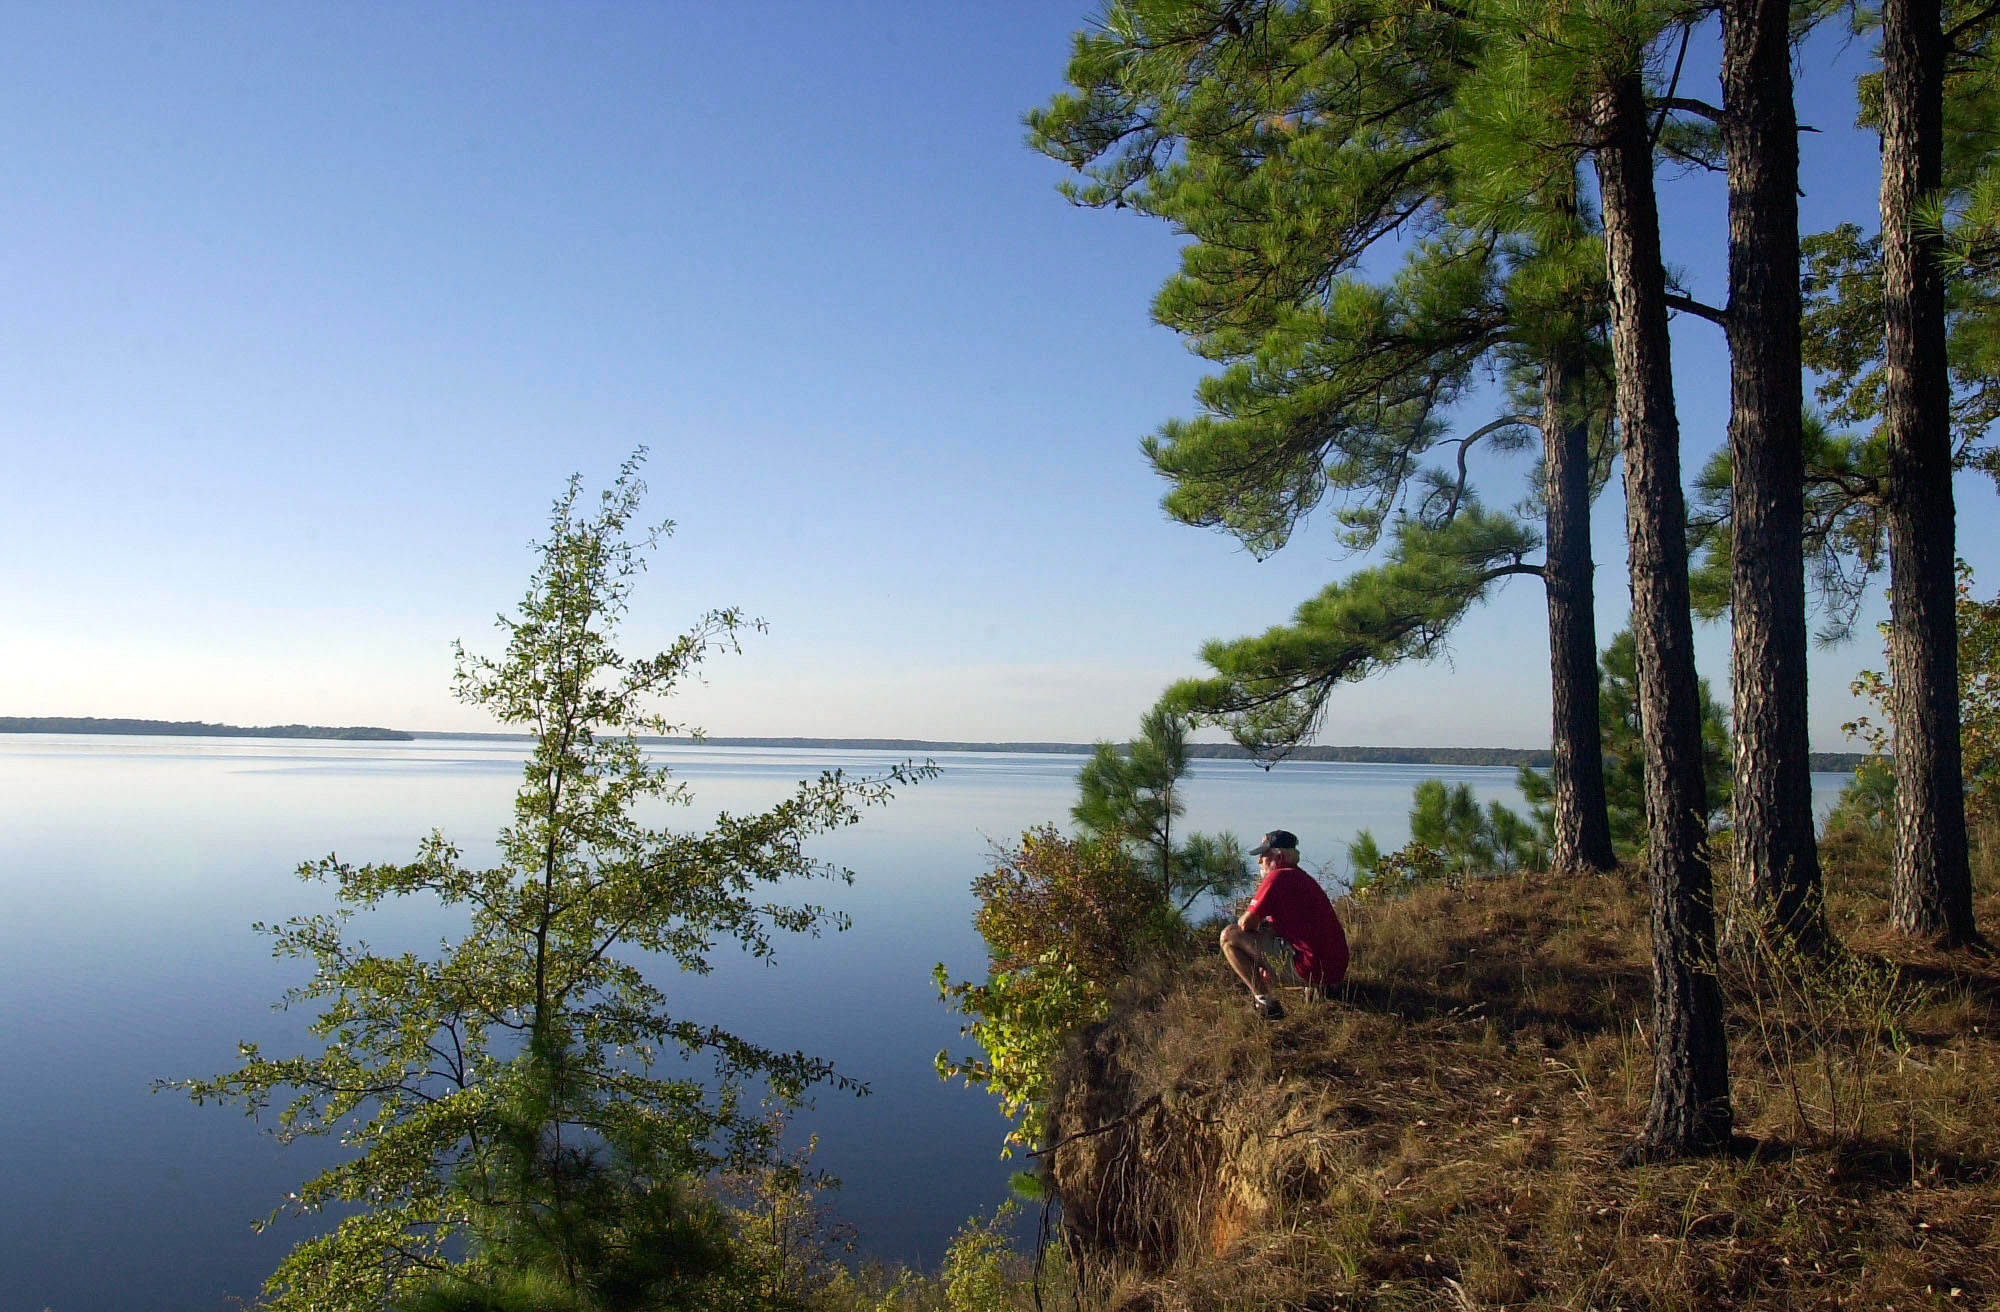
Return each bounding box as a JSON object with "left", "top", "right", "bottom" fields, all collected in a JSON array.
[{"left": 1037, "top": 842, "right": 2000, "bottom": 1312}]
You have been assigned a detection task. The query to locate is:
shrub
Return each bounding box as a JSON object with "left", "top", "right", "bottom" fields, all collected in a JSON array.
[
  {"left": 1349, "top": 841, "right": 1451, "bottom": 899},
  {"left": 1349, "top": 781, "right": 1545, "bottom": 896},
  {"left": 939, "top": 1204, "right": 1030, "bottom": 1312},
  {"left": 936, "top": 828, "right": 1179, "bottom": 1153}
]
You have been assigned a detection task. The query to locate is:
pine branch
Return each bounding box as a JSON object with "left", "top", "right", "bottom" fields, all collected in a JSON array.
[
  {"left": 1664, "top": 292, "right": 1728, "bottom": 326},
  {"left": 1655, "top": 96, "right": 1726, "bottom": 123},
  {"left": 1650, "top": 23, "right": 1696, "bottom": 145},
  {"left": 1946, "top": 0, "right": 2000, "bottom": 46}
]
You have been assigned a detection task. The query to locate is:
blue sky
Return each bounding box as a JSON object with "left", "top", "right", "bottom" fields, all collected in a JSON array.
[{"left": 2, "top": 3, "right": 1991, "bottom": 749}]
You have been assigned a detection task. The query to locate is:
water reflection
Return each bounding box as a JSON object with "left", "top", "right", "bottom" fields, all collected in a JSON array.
[{"left": 0, "top": 734, "right": 1851, "bottom": 1312}]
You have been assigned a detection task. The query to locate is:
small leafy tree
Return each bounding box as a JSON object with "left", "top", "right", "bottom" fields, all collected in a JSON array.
[
  {"left": 167, "top": 456, "right": 927, "bottom": 1312},
  {"left": 1071, "top": 704, "right": 1252, "bottom": 912},
  {"left": 938, "top": 1204, "right": 1030, "bottom": 1312},
  {"left": 707, "top": 1130, "right": 858, "bottom": 1310},
  {"left": 1844, "top": 563, "right": 2000, "bottom": 836},
  {"left": 934, "top": 828, "right": 1173, "bottom": 1154},
  {"left": 941, "top": 703, "right": 1248, "bottom": 1157}
]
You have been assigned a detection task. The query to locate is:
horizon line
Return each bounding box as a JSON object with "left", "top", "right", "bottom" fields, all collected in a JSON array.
[{"left": 0, "top": 716, "right": 1868, "bottom": 765}]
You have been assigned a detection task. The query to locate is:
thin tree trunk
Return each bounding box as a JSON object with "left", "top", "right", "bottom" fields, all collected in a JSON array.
[
  {"left": 1882, "top": 0, "right": 1979, "bottom": 944},
  {"left": 1594, "top": 72, "right": 1732, "bottom": 1159},
  {"left": 1543, "top": 334, "right": 1617, "bottom": 873},
  {"left": 1720, "top": 0, "right": 1828, "bottom": 955}
]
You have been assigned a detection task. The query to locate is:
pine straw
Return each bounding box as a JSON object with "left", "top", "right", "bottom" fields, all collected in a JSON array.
[{"left": 1060, "top": 867, "right": 2000, "bottom": 1312}]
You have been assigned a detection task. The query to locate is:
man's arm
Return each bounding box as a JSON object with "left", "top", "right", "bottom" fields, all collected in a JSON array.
[{"left": 1238, "top": 865, "right": 1277, "bottom": 933}]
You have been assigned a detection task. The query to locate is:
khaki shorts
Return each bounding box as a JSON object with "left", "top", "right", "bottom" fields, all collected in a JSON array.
[
  {"left": 1243, "top": 927, "right": 1335, "bottom": 1000},
  {"left": 1243, "top": 927, "right": 1297, "bottom": 978}
]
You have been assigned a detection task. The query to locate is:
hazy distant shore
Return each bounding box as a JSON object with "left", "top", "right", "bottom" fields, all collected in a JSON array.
[
  {"left": 406, "top": 730, "right": 1870, "bottom": 774},
  {"left": 0, "top": 716, "right": 412, "bottom": 741},
  {"left": 3, "top": 720, "right": 1868, "bottom": 772}
]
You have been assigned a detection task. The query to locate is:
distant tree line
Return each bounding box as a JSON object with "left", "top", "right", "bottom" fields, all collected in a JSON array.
[
  {"left": 647, "top": 737, "right": 1569, "bottom": 764},
  {"left": 1, "top": 716, "right": 412, "bottom": 741}
]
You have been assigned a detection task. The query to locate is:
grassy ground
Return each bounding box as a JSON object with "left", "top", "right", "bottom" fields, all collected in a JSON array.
[
  {"left": 805, "top": 835, "right": 2000, "bottom": 1311},
  {"left": 1036, "top": 846, "right": 2000, "bottom": 1312}
]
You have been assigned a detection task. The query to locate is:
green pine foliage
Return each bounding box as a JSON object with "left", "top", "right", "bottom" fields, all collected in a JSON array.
[
  {"left": 1685, "top": 414, "right": 1890, "bottom": 640},
  {"left": 1142, "top": 239, "right": 1529, "bottom": 557},
  {"left": 1348, "top": 779, "right": 1546, "bottom": 894},
  {"left": 1031, "top": 0, "right": 1474, "bottom": 346},
  {"left": 1800, "top": 0, "right": 2000, "bottom": 483},
  {"left": 1030, "top": 0, "right": 1617, "bottom": 772},
  {"left": 1413, "top": 780, "right": 1509, "bottom": 874},
  {"left": 1162, "top": 507, "right": 1542, "bottom": 757},
  {"left": 1072, "top": 704, "right": 1253, "bottom": 910},
  {"left": 1515, "top": 630, "right": 1732, "bottom": 857},
  {"left": 165, "top": 456, "right": 929, "bottom": 1312},
  {"left": 1450, "top": 0, "right": 1706, "bottom": 191}
]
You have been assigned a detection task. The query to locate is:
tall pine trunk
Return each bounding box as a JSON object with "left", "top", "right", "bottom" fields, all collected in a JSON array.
[
  {"left": 1594, "top": 72, "right": 1732, "bottom": 1159},
  {"left": 1720, "top": 0, "right": 1828, "bottom": 954},
  {"left": 1543, "top": 335, "right": 1617, "bottom": 873},
  {"left": 1881, "top": 0, "right": 1979, "bottom": 944}
]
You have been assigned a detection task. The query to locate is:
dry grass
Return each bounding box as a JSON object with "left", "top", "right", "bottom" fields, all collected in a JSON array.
[{"left": 1045, "top": 863, "right": 2000, "bottom": 1312}]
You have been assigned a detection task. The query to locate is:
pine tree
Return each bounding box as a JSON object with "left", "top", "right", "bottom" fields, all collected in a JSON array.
[
  {"left": 1592, "top": 64, "right": 1733, "bottom": 1159},
  {"left": 1879, "top": 0, "right": 1986, "bottom": 944},
  {"left": 1031, "top": 0, "right": 1619, "bottom": 872},
  {"left": 1716, "top": 0, "right": 1830, "bottom": 953},
  {"left": 1574, "top": 0, "right": 1833, "bottom": 957},
  {"left": 1072, "top": 704, "right": 1254, "bottom": 911},
  {"left": 1454, "top": 0, "right": 1732, "bottom": 1157},
  {"left": 1775, "top": 2, "right": 2000, "bottom": 944}
]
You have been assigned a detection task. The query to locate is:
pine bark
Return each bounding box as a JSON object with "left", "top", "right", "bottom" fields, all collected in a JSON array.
[
  {"left": 1720, "top": 0, "right": 1829, "bottom": 954},
  {"left": 1881, "top": 0, "right": 1979, "bottom": 944},
  {"left": 1593, "top": 73, "right": 1733, "bottom": 1158},
  {"left": 1542, "top": 337, "right": 1617, "bottom": 873}
]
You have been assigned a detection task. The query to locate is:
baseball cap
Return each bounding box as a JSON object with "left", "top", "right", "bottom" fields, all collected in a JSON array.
[{"left": 1250, "top": 829, "right": 1299, "bottom": 855}]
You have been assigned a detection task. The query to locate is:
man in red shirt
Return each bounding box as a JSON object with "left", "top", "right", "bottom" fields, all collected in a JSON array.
[{"left": 1219, "top": 829, "right": 1349, "bottom": 1020}]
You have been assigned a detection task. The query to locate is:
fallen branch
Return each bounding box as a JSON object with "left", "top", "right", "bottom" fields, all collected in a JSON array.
[{"left": 1028, "top": 1094, "right": 1164, "bottom": 1159}]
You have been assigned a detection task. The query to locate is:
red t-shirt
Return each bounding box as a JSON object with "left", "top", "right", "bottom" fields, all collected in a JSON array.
[{"left": 1243, "top": 862, "right": 1349, "bottom": 988}]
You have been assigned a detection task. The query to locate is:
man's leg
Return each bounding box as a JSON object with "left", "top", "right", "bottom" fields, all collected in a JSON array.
[{"left": 1219, "top": 923, "right": 1277, "bottom": 996}]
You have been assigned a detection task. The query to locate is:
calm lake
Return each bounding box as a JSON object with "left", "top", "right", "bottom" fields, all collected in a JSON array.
[{"left": 0, "top": 734, "right": 1852, "bottom": 1312}]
